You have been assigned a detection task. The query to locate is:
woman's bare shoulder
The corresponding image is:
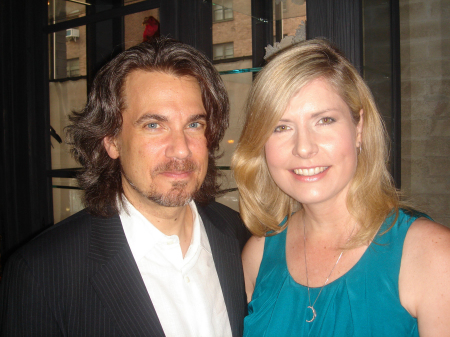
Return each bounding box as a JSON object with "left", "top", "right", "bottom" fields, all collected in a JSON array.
[
  {"left": 242, "top": 236, "right": 266, "bottom": 302},
  {"left": 400, "top": 217, "right": 450, "bottom": 335}
]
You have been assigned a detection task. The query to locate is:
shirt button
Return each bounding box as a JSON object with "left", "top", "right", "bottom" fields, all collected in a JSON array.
[{"left": 184, "top": 276, "right": 190, "bottom": 283}]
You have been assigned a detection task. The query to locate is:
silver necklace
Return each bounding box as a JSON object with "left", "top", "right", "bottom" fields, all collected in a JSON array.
[{"left": 302, "top": 217, "right": 352, "bottom": 323}]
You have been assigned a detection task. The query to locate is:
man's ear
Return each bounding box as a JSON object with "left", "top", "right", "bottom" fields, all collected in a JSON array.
[
  {"left": 103, "top": 136, "right": 120, "bottom": 159},
  {"left": 356, "top": 109, "right": 364, "bottom": 146}
]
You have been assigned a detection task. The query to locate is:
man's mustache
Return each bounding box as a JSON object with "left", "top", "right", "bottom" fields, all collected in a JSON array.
[{"left": 152, "top": 159, "right": 198, "bottom": 176}]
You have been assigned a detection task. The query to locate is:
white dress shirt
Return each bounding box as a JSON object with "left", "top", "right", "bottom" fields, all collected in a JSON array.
[{"left": 119, "top": 198, "right": 232, "bottom": 337}]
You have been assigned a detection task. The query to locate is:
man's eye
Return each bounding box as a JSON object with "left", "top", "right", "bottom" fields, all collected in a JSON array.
[
  {"left": 147, "top": 123, "right": 159, "bottom": 129},
  {"left": 189, "top": 122, "right": 205, "bottom": 129},
  {"left": 274, "top": 125, "right": 290, "bottom": 132}
]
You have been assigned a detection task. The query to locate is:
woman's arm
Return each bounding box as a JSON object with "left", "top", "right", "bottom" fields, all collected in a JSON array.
[
  {"left": 399, "top": 218, "right": 450, "bottom": 336},
  {"left": 241, "top": 236, "right": 265, "bottom": 303}
]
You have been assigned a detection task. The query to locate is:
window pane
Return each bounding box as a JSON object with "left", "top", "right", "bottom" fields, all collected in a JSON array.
[
  {"left": 49, "top": 26, "right": 87, "bottom": 80},
  {"left": 216, "top": 170, "right": 239, "bottom": 210},
  {"left": 224, "top": 0, "right": 233, "bottom": 19},
  {"left": 48, "top": 0, "right": 147, "bottom": 24},
  {"left": 215, "top": 60, "right": 253, "bottom": 169},
  {"left": 214, "top": 45, "right": 224, "bottom": 60},
  {"left": 48, "top": 0, "right": 87, "bottom": 25},
  {"left": 225, "top": 44, "right": 234, "bottom": 58},
  {"left": 124, "top": 8, "right": 160, "bottom": 50},
  {"left": 212, "top": 0, "right": 308, "bottom": 211},
  {"left": 213, "top": 0, "right": 233, "bottom": 23},
  {"left": 49, "top": 79, "right": 87, "bottom": 170},
  {"left": 67, "top": 58, "right": 80, "bottom": 77},
  {"left": 52, "top": 178, "right": 83, "bottom": 223},
  {"left": 212, "top": 0, "right": 250, "bottom": 211},
  {"left": 273, "top": 0, "right": 307, "bottom": 44},
  {"left": 213, "top": 1, "right": 250, "bottom": 59},
  {"left": 214, "top": 6, "right": 224, "bottom": 22},
  {"left": 213, "top": 42, "right": 234, "bottom": 60},
  {"left": 224, "top": 9, "right": 233, "bottom": 20},
  {"left": 215, "top": 60, "right": 253, "bottom": 211},
  {"left": 49, "top": 24, "right": 87, "bottom": 170}
]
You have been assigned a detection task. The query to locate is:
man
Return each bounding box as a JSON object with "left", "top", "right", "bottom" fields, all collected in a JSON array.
[{"left": 0, "top": 38, "right": 249, "bottom": 336}]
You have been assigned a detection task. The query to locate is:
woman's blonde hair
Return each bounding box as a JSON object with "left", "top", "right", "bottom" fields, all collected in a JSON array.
[{"left": 232, "top": 39, "right": 400, "bottom": 247}]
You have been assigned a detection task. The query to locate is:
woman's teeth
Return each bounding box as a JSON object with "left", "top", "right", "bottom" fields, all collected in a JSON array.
[{"left": 294, "top": 167, "right": 328, "bottom": 176}]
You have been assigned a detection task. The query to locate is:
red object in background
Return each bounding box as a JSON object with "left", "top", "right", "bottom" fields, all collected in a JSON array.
[{"left": 143, "top": 16, "right": 160, "bottom": 42}]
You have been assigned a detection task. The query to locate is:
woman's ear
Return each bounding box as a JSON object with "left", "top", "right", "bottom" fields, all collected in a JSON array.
[{"left": 356, "top": 109, "right": 364, "bottom": 146}]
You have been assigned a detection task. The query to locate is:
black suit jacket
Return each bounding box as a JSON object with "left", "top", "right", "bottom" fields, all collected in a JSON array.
[{"left": 0, "top": 201, "right": 249, "bottom": 336}]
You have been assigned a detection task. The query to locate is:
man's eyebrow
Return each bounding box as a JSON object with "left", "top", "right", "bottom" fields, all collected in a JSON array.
[
  {"left": 133, "top": 113, "right": 207, "bottom": 126},
  {"left": 134, "top": 114, "right": 168, "bottom": 126},
  {"left": 187, "top": 113, "right": 207, "bottom": 123}
]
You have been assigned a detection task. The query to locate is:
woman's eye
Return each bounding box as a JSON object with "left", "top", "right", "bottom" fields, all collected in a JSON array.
[
  {"left": 318, "top": 117, "right": 335, "bottom": 124},
  {"left": 189, "top": 122, "right": 200, "bottom": 128},
  {"left": 274, "top": 125, "right": 290, "bottom": 132}
]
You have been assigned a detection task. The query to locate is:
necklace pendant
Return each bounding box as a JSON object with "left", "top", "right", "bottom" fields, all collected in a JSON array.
[{"left": 306, "top": 306, "right": 316, "bottom": 323}]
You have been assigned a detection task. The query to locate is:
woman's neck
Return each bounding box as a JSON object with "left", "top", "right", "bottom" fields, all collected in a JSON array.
[{"left": 297, "top": 205, "right": 357, "bottom": 245}]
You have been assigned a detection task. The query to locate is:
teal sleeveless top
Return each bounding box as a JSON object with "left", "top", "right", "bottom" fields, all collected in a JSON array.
[{"left": 244, "top": 209, "right": 427, "bottom": 337}]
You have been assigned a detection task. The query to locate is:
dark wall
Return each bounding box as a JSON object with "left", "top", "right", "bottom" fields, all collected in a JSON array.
[{"left": 307, "top": 0, "right": 363, "bottom": 72}]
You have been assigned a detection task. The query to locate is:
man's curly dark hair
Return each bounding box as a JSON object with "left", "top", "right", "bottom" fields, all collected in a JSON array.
[{"left": 66, "top": 38, "right": 230, "bottom": 217}]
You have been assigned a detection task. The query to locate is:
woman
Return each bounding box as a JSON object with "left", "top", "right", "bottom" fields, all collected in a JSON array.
[{"left": 232, "top": 39, "right": 450, "bottom": 336}]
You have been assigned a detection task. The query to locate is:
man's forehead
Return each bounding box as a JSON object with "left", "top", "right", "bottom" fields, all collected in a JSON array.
[
  {"left": 124, "top": 70, "right": 199, "bottom": 88},
  {"left": 121, "top": 70, "right": 206, "bottom": 118},
  {"left": 122, "top": 71, "right": 202, "bottom": 103}
]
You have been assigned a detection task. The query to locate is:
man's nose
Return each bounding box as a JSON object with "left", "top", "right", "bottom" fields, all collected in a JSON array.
[{"left": 165, "top": 130, "right": 191, "bottom": 159}]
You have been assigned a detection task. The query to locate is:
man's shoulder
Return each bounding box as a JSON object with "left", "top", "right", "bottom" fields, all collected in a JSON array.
[
  {"left": 197, "top": 201, "right": 241, "bottom": 226},
  {"left": 33, "top": 209, "right": 94, "bottom": 244},
  {"left": 8, "top": 209, "right": 117, "bottom": 264},
  {"left": 197, "top": 201, "right": 250, "bottom": 250},
  {"left": 200, "top": 201, "right": 239, "bottom": 216}
]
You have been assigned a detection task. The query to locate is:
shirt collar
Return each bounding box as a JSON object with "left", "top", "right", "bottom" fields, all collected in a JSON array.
[{"left": 119, "top": 197, "right": 210, "bottom": 262}]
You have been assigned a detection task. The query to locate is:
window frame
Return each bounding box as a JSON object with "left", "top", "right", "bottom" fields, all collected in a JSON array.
[
  {"left": 213, "top": 42, "right": 234, "bottom": 60},
  {"left": 212, "top": 0, "right": 233, "bottom": 23}
]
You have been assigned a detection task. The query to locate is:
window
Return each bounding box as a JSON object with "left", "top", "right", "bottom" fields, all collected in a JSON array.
[
  {"left": 213, "top": 0, "right": 233, "bottom": 22},
  {"left": 66, "top": 58, "right": 80, "bottom": 77},
  {"left": 213, "top": 42, "right": 234, "bottom": 60},
  {"left": 46, "top": 2, "right": 160, "bottom": 223}
]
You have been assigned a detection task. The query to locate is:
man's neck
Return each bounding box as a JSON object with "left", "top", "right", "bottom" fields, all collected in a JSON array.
[{"left": 124, "top": 194, "right": 194, "bottom": 256}]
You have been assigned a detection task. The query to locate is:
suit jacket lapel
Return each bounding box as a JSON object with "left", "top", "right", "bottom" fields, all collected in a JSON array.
[
  {"left": 198, "top": 205, "right": 246, "bottom": 337},
  {"left": 88, "top": 215, "right": 165, "bottom": 336}
]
